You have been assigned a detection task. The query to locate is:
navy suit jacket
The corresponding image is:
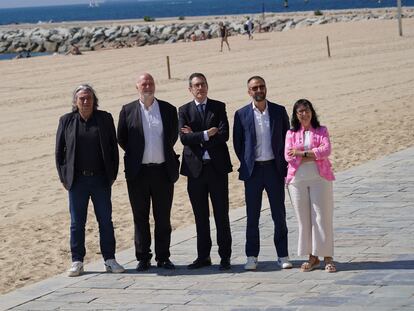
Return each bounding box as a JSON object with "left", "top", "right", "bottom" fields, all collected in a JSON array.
[
  {"left": 117, "top": 99, "right": 180, "bottom": 183},
  {"left": 55, "top": 110, "right": 119, "bottom": 190},
  {"left": 179, "top": 98, "right": 232, "bottom": 178},
  {"left": 233, "top": 101, "right": 289, "bottom": 181}
]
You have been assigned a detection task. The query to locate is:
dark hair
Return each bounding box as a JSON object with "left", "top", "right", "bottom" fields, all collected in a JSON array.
[
  {"left": 247, "top": 75, "right": 266, "bottom": 85},
  {"left": 291, "top": 99, "right": 320, "bottom": 131},
  {"left": 188, "top": 72, "right": 207, "bottom": 87},
  {"left": 72, "top": 84, "right": 99, "bottom": 112}
]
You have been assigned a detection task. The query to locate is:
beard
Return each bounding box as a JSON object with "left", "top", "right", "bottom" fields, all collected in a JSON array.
[
  {"left": 141, "top": 92, "right": 154, "bottom": 100},
  {"left": 253, "top": 93, "right": 266, "bottom": 102}
]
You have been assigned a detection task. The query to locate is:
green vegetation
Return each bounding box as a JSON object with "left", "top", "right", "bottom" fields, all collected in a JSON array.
[
  {"left": 143, "top": 16, "right": 155, "bottom": 22},
  {"left": 314, "top": 10, "right": 323, "bottom": 16},
  {"left": 178, "top": 16, "right": 185, "bottom": 20}
]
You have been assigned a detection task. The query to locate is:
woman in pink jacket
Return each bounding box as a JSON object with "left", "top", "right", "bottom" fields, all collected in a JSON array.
[{"left": 284, "top": 99, "right": 336, "bottom": 273}]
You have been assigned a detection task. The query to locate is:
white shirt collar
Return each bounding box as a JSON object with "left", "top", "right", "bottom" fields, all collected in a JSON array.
[
  {"left": 194, "top": 98, "right": 208, "bottom": 106},
  {"left": 252, "top": 100, "right": 268, "bottom": 114},
  {"left": 139, "top": 98, "right": 158, "bottom": 111}
]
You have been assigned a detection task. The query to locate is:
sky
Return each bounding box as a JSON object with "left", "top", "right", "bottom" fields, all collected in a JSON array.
[{"left": 0, "top": 0, "right": 111, "bottom": 9}]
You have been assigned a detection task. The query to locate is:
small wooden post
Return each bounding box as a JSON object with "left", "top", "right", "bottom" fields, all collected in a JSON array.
[
  {"left": 397, "top": 0, "right": 403, "bottom": 36},
  {"left": 326, "top": 36, "right": 331, "bottom": 58},
  {"left": 166, "top": 56, "right": 171, "bottom": 79}
]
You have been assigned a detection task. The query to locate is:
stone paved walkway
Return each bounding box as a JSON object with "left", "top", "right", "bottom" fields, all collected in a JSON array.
[{"left": 1, "top": 147, "right": 413, "bottom": 310}]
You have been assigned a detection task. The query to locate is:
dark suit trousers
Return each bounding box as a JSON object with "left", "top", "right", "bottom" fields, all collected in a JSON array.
[
  {"left": 187, "top": 163, "right": 232, "bottom": 260},
  {"left": 126, "top": 165, "right": 173, "bottom": 262},
  {"left": 244, "top": 161, "right": 288, "bottom": 258}
]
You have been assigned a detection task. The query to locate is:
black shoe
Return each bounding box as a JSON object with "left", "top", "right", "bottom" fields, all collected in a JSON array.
[
  {"left": 187, "top": 257, "right": 212, "bottom": 269},
  {"left": 157, "top": 259, "right": 175, "bottom": 270},
  {"left": 136, "top": 259, "right": 151, "bottom": 271},
  {"left": 219, "top": 258, "right": 231, "bottom": 271}
]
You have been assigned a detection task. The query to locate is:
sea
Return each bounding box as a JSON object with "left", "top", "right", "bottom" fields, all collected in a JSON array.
[
  {"left": 1, "top": 0, "right": 413, "bottom": 26},
  {"left": 1, "top": 0, "right": 413, "bottom": 60}
]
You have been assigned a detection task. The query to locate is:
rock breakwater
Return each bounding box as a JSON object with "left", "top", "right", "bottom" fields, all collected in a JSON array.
[{"left": 1, "top": 8, "right": 413, "bottom": 54}]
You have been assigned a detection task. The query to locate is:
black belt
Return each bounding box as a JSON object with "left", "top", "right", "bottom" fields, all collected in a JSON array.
[
  {"left": 141, "top": 162, "right": 165, "bottom": 167},
  {"left": 77, "top": 170, "right": 103, "bottom": 177},
  {"left": 255, "top": 160, "right": 274, "bottom": 166}
]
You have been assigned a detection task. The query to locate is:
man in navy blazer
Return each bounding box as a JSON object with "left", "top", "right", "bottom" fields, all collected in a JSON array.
[
  {"left": 179, "top": 73, "right": 232, "bottom": 270},
  {"left": 233, "top": 76, "right": 292, "bottom": 270},
  {"left": 117, "top": 73, "right": 180, "bottom": 271}
]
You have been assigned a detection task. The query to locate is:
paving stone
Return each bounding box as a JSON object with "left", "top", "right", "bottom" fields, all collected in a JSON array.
[{"left": 2, "top": 147, "right": 414, "bottom": 310}]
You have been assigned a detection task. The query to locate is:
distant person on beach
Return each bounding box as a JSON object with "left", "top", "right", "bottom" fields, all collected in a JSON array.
[
  {"left": 55, "top": 84, "right": 125, "bottom": 277},
  {"left": 219, "top": 21, "right": 231, "bottom": 52},
  {"left": 66, "top": 44, "right": 82, "bottom": 55},
  {"left": 244, "top": 17, "right": 254, "bottom": 40},
  {"left": 233, "top": 76, "right": 291, "bottom": 271},
  {"left": 14, "top": 49, "right": 31, "bottom": 59},
  {"left": 179, "top": 72, "right": 233, "bottom": 271},
  {"left": 285, "top": 99, "right": 336, "bottom": 273},
  {"left": 117, "top": 73, "right": 180, "bottom": 271}
]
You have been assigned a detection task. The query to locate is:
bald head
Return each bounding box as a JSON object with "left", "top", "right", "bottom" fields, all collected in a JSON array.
[{"left": 136, "top": 73, "right": 155, "bottom": 104}]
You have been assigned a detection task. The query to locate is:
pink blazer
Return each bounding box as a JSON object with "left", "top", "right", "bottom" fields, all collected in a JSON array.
[{"left": 284, "top": 125, "right": 335, "bottom": 184}]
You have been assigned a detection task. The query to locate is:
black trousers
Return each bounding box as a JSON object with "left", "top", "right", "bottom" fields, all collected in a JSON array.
[
  {"left": 187, "top": 163, "right": 232, "bottom": 260},
  {"left": 127, "top": 165, "right": 173, "bottom": 262}
]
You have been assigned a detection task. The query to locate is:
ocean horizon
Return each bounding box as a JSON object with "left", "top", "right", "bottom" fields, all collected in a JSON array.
[{"left": 1, "top": 0, "right": 413, "bottom": 26}]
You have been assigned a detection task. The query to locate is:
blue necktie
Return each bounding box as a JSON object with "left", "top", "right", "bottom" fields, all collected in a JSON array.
[{"left": 197, "top": 103, "right": 205, "bottom": 120}]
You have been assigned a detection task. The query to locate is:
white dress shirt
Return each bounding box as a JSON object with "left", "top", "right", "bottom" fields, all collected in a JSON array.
[
  {"left": 139, "top": 99, "right": 165, "bottom": 164},
  {"left": 252, "top": 101, "right": 274, "bottom": 161}
]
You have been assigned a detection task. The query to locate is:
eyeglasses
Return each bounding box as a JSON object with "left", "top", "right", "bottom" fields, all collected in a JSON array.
[
  {"left": 249, "top": 85, "right": 266, "bottom": 91},
  {"left": 191, "top": 82, "right": 207, "bottom": 88},
  {"left": 296, "top": 108, "right": 311, "bottom": 114}
]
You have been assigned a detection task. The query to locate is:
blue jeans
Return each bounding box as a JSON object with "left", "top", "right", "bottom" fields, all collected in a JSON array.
[
  {"left": 244, "top": 162, "right": 288, "bottom": 258},
  {"left": 68, "top": 174, "right": 116, "bottom": 262}
]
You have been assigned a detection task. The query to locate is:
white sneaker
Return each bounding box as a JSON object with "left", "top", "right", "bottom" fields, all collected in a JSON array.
[
  {"left": 68, "top": 261, "right": 84, "bottom": 277},
  {"left": 105, "top": 259, "right": 125, "bottom": 273},
  {"left": 277, "top": 256, "right": 293, "bottom": 269},
  {"left": 244, "top": 256, "right": 258, "bottom": 270}
]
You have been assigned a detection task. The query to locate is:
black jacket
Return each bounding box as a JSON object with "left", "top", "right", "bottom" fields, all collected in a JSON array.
[
  {"left": 117, "top": 99, "right": 180, "bottom": 183},
  {"left": 179, "top": 98, "right": 232, "bottom": 178},
  {"left": 55, "top": 110, "right": 119, "bottom": 190}
]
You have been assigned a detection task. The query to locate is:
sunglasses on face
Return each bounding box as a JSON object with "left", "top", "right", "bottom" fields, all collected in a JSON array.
[{"left": 249, "top": 85, "right": 266, "bottom": 91}]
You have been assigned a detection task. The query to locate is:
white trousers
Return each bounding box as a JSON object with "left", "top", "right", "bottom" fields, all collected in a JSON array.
[{"left": 288, "top": 162, "right": 334, "bottom": 257}]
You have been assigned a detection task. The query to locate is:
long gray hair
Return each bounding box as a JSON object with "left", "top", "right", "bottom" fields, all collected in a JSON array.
[{"left": 71, "top": 84, "right": 99, "bottom": 112}]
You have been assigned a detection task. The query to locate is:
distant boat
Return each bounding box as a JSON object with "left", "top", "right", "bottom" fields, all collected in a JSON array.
[{"left": 89, "top": 0, "right": 99, "bottom": 7}]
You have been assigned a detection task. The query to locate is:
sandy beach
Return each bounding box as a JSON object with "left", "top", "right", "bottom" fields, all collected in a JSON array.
[{"left": 1, "top": 16, "right": 414, "bottom": 295}]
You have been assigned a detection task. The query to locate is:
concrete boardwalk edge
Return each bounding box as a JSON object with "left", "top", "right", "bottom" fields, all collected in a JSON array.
[{"left": 1, "top": 147, "right": 413, "bottom": 310}]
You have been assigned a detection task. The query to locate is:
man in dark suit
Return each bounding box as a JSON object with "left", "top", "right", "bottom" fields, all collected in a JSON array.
[
  {"left": 117, "top": 73, "right": 179, "bottom": 271},
  {"left": 233, "top": 76, "right": 292, "bottom": 270},
  {"left": 179, "top": 72, "right": 232, "bottom": 270},
  {"left": 56, "top": 84, "right": 124, "bottom": 277}
]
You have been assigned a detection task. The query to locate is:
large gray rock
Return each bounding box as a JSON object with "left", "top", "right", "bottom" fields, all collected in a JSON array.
[
  {"left": 49, "top": 34, "right": 64, "bottom": 42},
  {"left": 43, "top": 40, "right": 58, "bottom": 52},
  {"left": 176, "top": 26, "right": 189, "bottom": 39},
  {"left": 283, "top": 20, "right": 295, "bottom": 31},
  {"left": 121, "top": 26, "right": 131, "bottom": 36},
  {"left": 147, "top": 36, "right": 159, "bottom": 44},
  {"left": 165, "top": 36, "right": 177, "bottom": 44},
  {"left": 31, "top": 28, "right": 51, "bottom": 39},
  {"left": 104, "top": 26, "right": 120, "bottom": 37},
  {"left": 162, "top": 26, "right": 175, "bottom": 36},
  {"left": 135, "top": 36, "right": 148, "bottom": 46},
  {"left": 296, "top": 19, "right": 313, "bottom": 28},
  {"left": 29, "top": 35, "right": 45, "bottom": 45}
]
